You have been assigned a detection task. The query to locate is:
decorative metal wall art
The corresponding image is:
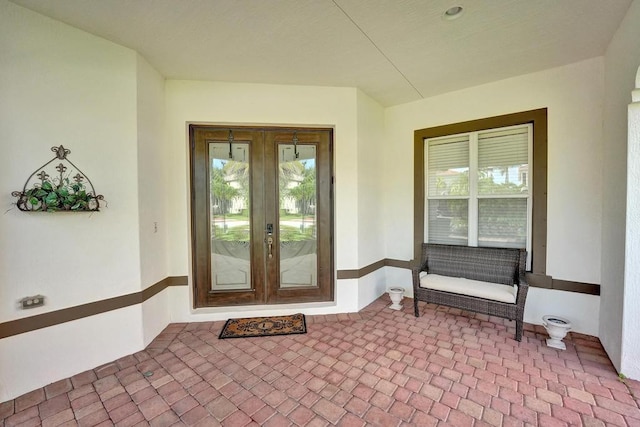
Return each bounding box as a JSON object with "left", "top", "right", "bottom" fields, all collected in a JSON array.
[{"left": 12, "top": 145, "right": 105, "bottom": 212}]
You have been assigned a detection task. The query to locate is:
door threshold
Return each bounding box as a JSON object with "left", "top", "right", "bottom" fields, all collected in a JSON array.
[{"left": 190, "top": 300, "right": 336, "bottom": 316}]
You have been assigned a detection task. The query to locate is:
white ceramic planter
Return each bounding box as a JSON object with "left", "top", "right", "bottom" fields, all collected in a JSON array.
[
  {"left": 542, "top": 315, "right": 572, "bottom": 350},
  {"left": 388, "top": 287, "right": 405, "bottom": 310}
]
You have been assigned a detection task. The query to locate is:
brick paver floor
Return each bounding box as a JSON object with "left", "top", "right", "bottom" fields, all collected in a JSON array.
[{"left": 2, "top": 295, "right": 640, "bottom": 426}]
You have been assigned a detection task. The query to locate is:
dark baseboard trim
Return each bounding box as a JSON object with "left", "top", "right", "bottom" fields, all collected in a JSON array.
[
  {"left": 0, "top": 276, "right": 188, "bottom": 340},
  {"left": 338, "top": 259, "right": 600, "bottom": 295}
]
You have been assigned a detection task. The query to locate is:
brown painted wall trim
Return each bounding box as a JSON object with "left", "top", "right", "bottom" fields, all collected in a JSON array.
[
  {"left": 0, "top": 276, "right": 188, "bottom": 340},
  {"left": 552, "top": 279, "right": 600, "bottom": 295},
  {"left": 336, "top": 259, "right": 412, "bottom": 279},
  {"left": 338, "top": 259, "right": 600, "bottom": 296},
  {"left": 2, "top": 266, "right": 598, "bottom": 340},
  {"left": 337, "top": 260, "right": 386, "bottom": 279},
  {"left": 527, "top": 273, "right": 600, "bottom": 295}
]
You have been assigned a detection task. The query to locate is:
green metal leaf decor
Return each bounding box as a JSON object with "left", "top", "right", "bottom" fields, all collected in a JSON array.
[{"left": 12, "top": 145, "right": 105, "bottom": 212}]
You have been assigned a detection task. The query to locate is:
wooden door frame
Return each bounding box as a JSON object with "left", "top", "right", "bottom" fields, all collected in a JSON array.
[{"left": 189, "top": 125, "right": 334, "bottom": 308}]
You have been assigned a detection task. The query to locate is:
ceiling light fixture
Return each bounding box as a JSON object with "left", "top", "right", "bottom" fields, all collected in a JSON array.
[{"left": 443, "top": 5, "right": 464, "bottom": 20}]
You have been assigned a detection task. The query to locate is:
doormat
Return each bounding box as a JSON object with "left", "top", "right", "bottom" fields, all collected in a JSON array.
[{"left": 218, "top": 313, "right": 306, "bottom": 339}]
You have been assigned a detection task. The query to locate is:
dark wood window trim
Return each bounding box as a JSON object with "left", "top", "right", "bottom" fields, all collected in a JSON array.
[
  {"left": 343, "top": 108, "right": 598, "bottom": 295},
  {"left": 414, "top": 109, "right": 549, "bottom": 280}
]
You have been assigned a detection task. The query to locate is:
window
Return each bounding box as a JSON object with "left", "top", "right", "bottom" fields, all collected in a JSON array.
[
  {"left": 413, "top": 109, "right": 547, "bottom": 276},
  {"left": 425, "top": 124, "right": 531, "bottom": 253}
]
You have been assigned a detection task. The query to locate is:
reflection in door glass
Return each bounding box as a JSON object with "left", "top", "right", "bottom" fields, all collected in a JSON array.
[
  {"left": 279, "top": 144, "right": 317, "bottom": 288},
  {"left": 209, "top": 142, "right": 251, "bottom": 291}
]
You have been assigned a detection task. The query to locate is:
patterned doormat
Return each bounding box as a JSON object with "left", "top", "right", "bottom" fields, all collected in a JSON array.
[{"left": 218, "top": 313, "right": 307, "bottom": 339}]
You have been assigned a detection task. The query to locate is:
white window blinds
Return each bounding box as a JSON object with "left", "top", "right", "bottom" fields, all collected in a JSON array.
[
  {"left": 427, "top": 135, "right": 469, "bottom": 197},
  {"left": 477, "top": 127, "right": 529, "bottom": 248},
  {"left": 478, "top": 127, "right": 529, "bottom": 195},
  {"left": 425, "top": 124, "right": 531, "bottom": 249},
  {"left": 426, "top": 135, "right": 470, "bottom": 245}
]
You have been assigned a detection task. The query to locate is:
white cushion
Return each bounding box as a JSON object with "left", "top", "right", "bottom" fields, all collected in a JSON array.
[{"left": 419, "top": 273, "right": 517, "bottom": 304}]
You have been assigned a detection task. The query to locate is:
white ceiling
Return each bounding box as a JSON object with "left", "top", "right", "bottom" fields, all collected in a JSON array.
[{"left": 10, "top": 0, "right": 633, "bottom": 107}]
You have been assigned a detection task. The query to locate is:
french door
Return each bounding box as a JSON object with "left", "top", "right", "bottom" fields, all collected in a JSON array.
[{"left": 190, "top": 126, "right": 334, "bottom": 307}]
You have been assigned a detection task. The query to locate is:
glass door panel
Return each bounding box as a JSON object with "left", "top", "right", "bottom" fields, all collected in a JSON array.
[
  {"left": 278, "top": 144, "right": 317, "bottom": 288},
  {"left": 191, "top": 125, "right": 332, "bottom": 308},
  {"left": 209, "top": 142, "right": 251, "bottom": 291}
]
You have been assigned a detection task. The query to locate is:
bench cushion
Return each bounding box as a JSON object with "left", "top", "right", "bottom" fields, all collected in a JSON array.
[{"left": 420, "top": 273, "right": 518, "bottom": 304}]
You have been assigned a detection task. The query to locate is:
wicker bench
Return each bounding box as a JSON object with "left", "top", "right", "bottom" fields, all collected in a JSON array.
[{"left": 412, "top": 243, "right": 528, "bottom": 341}]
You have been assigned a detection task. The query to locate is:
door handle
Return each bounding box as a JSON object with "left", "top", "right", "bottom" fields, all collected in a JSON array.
[
  {"left": 266, "top": 223, "right": 273, "bottom": 259},
  {"left": 267, "top": 236, "right": 273, "bottom": 259}
]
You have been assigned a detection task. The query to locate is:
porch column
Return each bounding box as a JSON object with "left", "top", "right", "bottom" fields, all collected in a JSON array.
[{"left": 622, "top": 66, "right": 640, "bottom": 380}]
